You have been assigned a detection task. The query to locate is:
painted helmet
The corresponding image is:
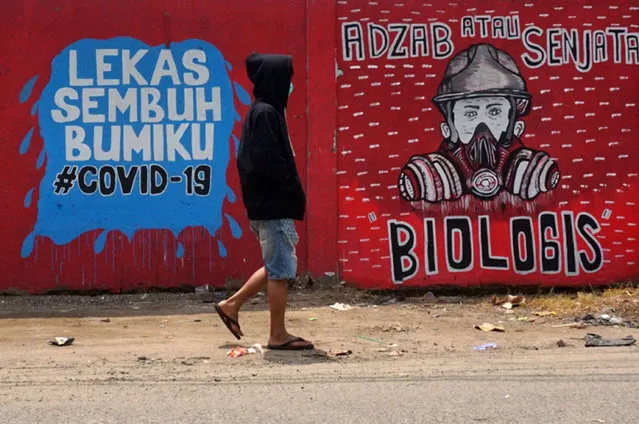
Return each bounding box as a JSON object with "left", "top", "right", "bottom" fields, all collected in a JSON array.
[{"left": 433, "top": 44, "right": 532, "bottom": 117}]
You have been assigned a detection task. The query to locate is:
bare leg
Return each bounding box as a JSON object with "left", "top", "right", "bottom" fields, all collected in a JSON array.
[
  {"left": 217, "top": 267, "right": 267, "bottom": 336},
  {"left": 267, "top": 279, "right": 288, "bottom": 342},
  {"left": 267, "top": 279, "right": 313, "bottom": 348}
]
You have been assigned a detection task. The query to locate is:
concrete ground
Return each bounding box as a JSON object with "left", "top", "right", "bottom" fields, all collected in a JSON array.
[{"left": 0, "top": 290, "right": 637, "bottom": 423}]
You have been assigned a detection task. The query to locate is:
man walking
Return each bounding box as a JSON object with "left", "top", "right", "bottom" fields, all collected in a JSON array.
[{"left": 214, "top": 53, "right": 313, "bottom": 350}]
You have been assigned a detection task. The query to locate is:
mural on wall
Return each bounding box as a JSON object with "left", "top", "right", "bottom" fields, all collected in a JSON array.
[
  {"left": 8, "top": 33, "right": 263, "bottom": 291},
  {"left": 398, "top": 43, "right": 560, "bottom": 204},
  {"left": 337, "top": 1, "right": 638, "bottom": 287},
  {"left": 1, "top": 0, "right": 309, "bottom": 293},
  {"left": 20, "top": 38, "right": 248, "bottom": 261}
]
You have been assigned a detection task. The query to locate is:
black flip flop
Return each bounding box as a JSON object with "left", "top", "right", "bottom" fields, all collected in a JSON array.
[
  {"left": 267, "top": 337, "right": 314, "bottom": 351},
  {"left": 214, "top": 304, "right": 242, "bottom": 340}
]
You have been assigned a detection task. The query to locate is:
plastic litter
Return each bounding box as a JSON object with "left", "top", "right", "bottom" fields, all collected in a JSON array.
[
  {"left": 227, "top": 344, "right": 264, "bottom": 357},
  {"left": 335, "top": 350, "right": 352, "bottom": 357},
  {"left": 492, "top": 295, "right": 525, "bottom": 309},
  {"left": 195, "top": 284, "right": 210, "bottom": 294},
  {"left": 473, "top": 342, "right": 497, "bottom": 351},
  {"left": 474, "top": 323, "right": 505, "bottom": 332},
  {"left": 227, "top": 347, "right": 248, "bottom": 358},
  {"left": 356, "top": 335, "right": 386, "bottom": 344},
  {"left": 329, "top": 303, "right": 353, "bottom": 311},
  {"left": 576, "top": 313, "right": 638, "bottom": 329},
  {"left": 48, "top": 337, "right": 74, "bottom": 346},
  {"left": 248, "top": 344, "right": 264, "bottom": 354}
]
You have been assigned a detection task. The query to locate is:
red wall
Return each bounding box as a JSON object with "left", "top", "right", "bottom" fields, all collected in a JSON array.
[
  {"left": 0, "top": 0, "right": 319, "bottom": 293},
  {"left": 336, "top": 0, "right": 638, "bottom": 288},
  {"left": 1, "top": 1, "right": 637, "bottom": 293}
]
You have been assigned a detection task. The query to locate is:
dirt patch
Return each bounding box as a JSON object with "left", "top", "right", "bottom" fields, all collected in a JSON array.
[
  {"left": 1, "top": 301, "right": 637, "bottom": 381},
  {"left": 1, "top": 281, "right": 638, "bottom": 393}
]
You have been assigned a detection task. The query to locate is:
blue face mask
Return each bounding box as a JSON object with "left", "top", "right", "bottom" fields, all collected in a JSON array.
[{"left": 289, "top": 82, "right": 294, "bottom": 96}]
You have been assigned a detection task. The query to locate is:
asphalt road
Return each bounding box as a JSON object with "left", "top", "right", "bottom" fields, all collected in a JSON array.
[{"left": 2, "top": 352, "right": 637, "bottom": 424}]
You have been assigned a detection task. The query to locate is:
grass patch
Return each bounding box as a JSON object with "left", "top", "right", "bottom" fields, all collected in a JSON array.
[{"left": 527, "top": 287, "right": 639, "bottom": 318}]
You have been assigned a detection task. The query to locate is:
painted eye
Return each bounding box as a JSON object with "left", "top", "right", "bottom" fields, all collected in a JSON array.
[
  {"left": 488, "top": 107, "right": 502, "bottom": 117},
  {"left": 464, "top": 110, "right": 478, "bottom": 118}
]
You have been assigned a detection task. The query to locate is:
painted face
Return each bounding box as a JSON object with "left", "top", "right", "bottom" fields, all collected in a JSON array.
[{"left": 452, "top": 97, "right": 511, "bottom": 144}]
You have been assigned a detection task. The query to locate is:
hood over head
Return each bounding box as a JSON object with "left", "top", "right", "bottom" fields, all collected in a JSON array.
[{"left": 245, "top": 53, "right": 293, "bottom": 111}]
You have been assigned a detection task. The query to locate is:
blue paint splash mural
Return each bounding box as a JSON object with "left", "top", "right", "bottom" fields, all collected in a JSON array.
[
  {"left": 36, "top": 150, "right": 46, "bottom": 169},
  {"left": 21, "top": 37, "right": 248, "bottom": 262},
  {"left": 233, "top": 82, "right": 252, "bottom": 106},
  {"left": 19, "top": 128, "right": 34, "bottom": 155},
  {"left": 24, "top": 188, "right": 35, "bottom": 208},
  {"left": 19, "top": 76, "right": 39, "bottom": 103}
]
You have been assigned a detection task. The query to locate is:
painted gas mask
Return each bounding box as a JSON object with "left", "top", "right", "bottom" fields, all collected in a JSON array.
[
  {"left": 450, "top": 97, "right": 511, "bottom": 198},
  {"left": 398, "top": 96, "right": 560, "bottom": 203}
]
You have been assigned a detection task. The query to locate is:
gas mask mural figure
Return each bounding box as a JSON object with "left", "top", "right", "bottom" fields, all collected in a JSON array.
[{"left": 398, "top": 44, "right": 561, "bottom": 204}]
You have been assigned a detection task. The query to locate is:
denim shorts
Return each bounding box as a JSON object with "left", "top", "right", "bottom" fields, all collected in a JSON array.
[{"left": 249, "top": 219, "right": 299, "bottom": 281}]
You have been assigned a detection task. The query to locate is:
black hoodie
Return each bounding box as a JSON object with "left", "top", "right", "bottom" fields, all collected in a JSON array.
[{"left": 237, "top": 53, "right": 306, "bottom": 221}]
